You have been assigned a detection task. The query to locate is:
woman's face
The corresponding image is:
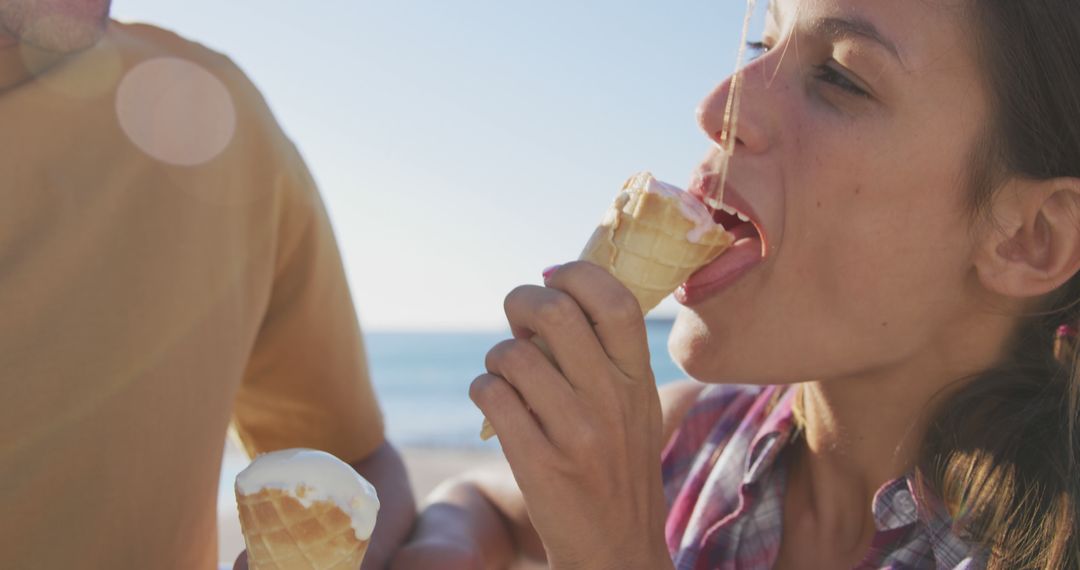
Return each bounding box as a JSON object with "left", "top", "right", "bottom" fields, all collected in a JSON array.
[{"left": 670, "top": 0, "right": 993, "bottom": 384}]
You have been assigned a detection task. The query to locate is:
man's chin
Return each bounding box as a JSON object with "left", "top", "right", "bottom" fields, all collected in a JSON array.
[{"left": 14, "top": 14, "right": 108, "bottom": 54}]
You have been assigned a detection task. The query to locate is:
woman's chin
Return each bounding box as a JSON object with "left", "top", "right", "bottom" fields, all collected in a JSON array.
[
  {"left": 668, "top": 306, "right": 769, "bottom": 385},
  {"left": 668, "top": 310, "right": 719, "bottom": 381}
]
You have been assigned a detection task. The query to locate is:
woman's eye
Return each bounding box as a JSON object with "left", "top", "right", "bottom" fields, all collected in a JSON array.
[
  {"left": 813, "top": 63, "right": 869, "bottom": 98},
  {"left": 746, "top": 40, "right": 770, "bottom": 60}
]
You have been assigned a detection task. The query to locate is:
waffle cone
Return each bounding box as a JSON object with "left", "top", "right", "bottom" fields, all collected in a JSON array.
[
  {"left": 579, "top": 172, "right": 733, "bottom": 313},
  {"left": 236, "top": 488, "right": 369, "bottom": 570},
  {"left": 479, "top": 172, "right": 733, "bottom": 440}
]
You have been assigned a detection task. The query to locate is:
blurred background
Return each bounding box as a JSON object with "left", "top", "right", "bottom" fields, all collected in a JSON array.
[{"left": 109, "top": 0, "right": 753, "bottom": 563}]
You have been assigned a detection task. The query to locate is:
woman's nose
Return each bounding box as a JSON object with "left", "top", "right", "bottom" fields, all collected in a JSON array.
[{"left": 696, "top": 67, "right": 771, "bottom": 155}]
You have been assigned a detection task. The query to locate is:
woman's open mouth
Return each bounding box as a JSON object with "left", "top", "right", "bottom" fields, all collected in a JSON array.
[{"left": 675, "top": 199, "right": 766, "bottom": 305}]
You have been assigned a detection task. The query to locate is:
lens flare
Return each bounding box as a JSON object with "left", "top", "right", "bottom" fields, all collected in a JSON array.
[{"left": 115, "top": 57, "right": 236, "bottom": 166}]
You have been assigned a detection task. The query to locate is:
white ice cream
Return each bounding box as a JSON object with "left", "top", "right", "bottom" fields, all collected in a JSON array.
[
  {"left": 639, "top": 174, "right": 719, "bottom": 243},
  {"left": 235, "top": 448, "right": 380, "bottom": 541}
]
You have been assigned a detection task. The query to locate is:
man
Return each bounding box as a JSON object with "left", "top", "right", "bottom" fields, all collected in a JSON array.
[{"left": 0, "top": 1, "right": 415, "bottom": 568}]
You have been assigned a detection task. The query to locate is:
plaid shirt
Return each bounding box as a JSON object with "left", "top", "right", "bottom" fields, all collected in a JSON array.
[{"left": 661, "top": 384, "right": 987, "bottom": 570}]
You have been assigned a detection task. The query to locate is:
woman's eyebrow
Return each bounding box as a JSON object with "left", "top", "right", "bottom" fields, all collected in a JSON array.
[{"left": 811, "top": 16, "right": 907, "bottom": 69}]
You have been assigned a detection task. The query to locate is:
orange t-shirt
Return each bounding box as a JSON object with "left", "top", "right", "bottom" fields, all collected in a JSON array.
[{"left": 0, "top": 21, "right": 384, "bottom": 569}]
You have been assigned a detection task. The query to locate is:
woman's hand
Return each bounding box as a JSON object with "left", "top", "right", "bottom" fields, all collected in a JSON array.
[{"left": 470, "top": 261, "right": 673, "bottom": 570}]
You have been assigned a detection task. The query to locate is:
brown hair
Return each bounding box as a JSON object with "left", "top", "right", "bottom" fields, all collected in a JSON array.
[{"left": 918, "top": 1, "right": 1080, "bottom": 567}]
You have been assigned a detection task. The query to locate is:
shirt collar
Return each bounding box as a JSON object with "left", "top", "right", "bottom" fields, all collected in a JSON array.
[
  {"left": 871, "top": 476, "right": 920, "bottom": 531},
  {"left": 738, "top": 386, "right": 937, "bottom": 531},
  {"left": 743, "top": 385, "right": 798, "bottom": 484},
  {"left": 735, "top": 386, "right": 950, "bottom": 527},
  {"left": 735, "top": 385, "right": 984, "bottom": 565}
]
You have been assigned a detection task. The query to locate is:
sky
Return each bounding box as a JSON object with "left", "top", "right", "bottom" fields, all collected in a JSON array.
[{"left": 111, "top": 0, "right": 756, "bottom": 330}]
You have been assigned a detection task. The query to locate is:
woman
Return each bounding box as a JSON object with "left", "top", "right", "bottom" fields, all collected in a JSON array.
[{"left": 394, "top": 0, "right": 1080, "bottom": 568}]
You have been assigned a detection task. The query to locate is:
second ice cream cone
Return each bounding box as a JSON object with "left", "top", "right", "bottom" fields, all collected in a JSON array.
[
  {"left": 237, "top": 488, "right": 369, "bottom": 569},
  {"left": 235, "top": 449, "right": 380, "bottom": 570}
]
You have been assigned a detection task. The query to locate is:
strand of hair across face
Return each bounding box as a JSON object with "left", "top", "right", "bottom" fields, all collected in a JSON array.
[{"left": 705, "top": 0, "right": 758, "bottom": 211}]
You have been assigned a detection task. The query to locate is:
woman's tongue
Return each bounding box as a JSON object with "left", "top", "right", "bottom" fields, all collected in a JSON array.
[{"left": 682, "top": 219, "right": 763, "bottom": 291}]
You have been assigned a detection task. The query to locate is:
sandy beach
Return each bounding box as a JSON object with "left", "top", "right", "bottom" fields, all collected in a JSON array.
[{"left": 218, "top": 442, "right": 507, "bottom": 566}]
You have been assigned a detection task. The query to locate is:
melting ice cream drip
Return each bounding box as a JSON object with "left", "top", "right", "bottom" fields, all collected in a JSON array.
[{"left": 639, "top": 175, "right": 719, "bottom": 243}]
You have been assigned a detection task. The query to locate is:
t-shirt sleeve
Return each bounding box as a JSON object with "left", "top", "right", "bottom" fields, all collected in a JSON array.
[{"left": 231, "top": 141, "right": 384, "bottom": 463}]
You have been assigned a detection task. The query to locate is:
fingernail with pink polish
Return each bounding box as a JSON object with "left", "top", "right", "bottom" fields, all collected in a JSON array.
[{"left": 542, "top": 264, "right": 562, "bottom": 280}]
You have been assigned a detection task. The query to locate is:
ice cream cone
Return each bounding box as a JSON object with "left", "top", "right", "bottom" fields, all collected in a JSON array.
[
  {"left": 235, "top": 449, "right": 380, "bottom": 570},
  {"left": 578, "top": 171, "right": 733, "bottom": 314},
  {"left": 479, "top": 172, "right": 734, "bottom": 440},
  {"left": 236, "top": 488, "right": 368, "bottom": 569}
]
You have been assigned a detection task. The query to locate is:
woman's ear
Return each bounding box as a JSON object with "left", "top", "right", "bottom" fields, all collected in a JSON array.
[{"left": 975, "top": 177, "right": 1080, "bottom": 298}]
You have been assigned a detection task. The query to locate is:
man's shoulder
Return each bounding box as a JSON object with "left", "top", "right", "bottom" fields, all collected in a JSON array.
[
  {"left": 108, "top": 21, "right": 235, "bottom": 76},
  {"left": 103, "top": 20, "right": 298, "bottom": 166},
  {"left": 106, "top": 21, "right": 274, "bottom": 120}
]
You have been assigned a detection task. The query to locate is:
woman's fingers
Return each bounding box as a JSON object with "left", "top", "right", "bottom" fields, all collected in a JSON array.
[
  {"left": 502, "top": 284, "right": 612, "bottom": 393},
  {"left": 469, "top": 373, "right": 551, "bottom": 457},
  {"left": 469, "top": 373, "right": 567, "bottom": 497},
  {"left": 544, "top": 261, "right": 652, "bottom": 382},
  {"left": 484, "top": 339, "right": 581, "bottom": 443}
]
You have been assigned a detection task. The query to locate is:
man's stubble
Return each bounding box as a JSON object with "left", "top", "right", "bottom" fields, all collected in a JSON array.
[{"left": 0, "top": 0, "right": 112, "bottom": 53}]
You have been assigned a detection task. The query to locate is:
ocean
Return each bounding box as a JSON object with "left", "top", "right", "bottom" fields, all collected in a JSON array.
[{"left": 368, "top": 318, "right": 684, "bottom": 448}]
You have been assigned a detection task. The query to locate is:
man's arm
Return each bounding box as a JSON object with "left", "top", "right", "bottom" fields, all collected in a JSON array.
[
  {"left": 391, "top": 461, "right": 543, "bottom": 570},
  {"left": 349, "top": 441, "right": 417, "bottom": 569},
  {"left": 229, "top": 127, "right": 417, "bottom": 568}
]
